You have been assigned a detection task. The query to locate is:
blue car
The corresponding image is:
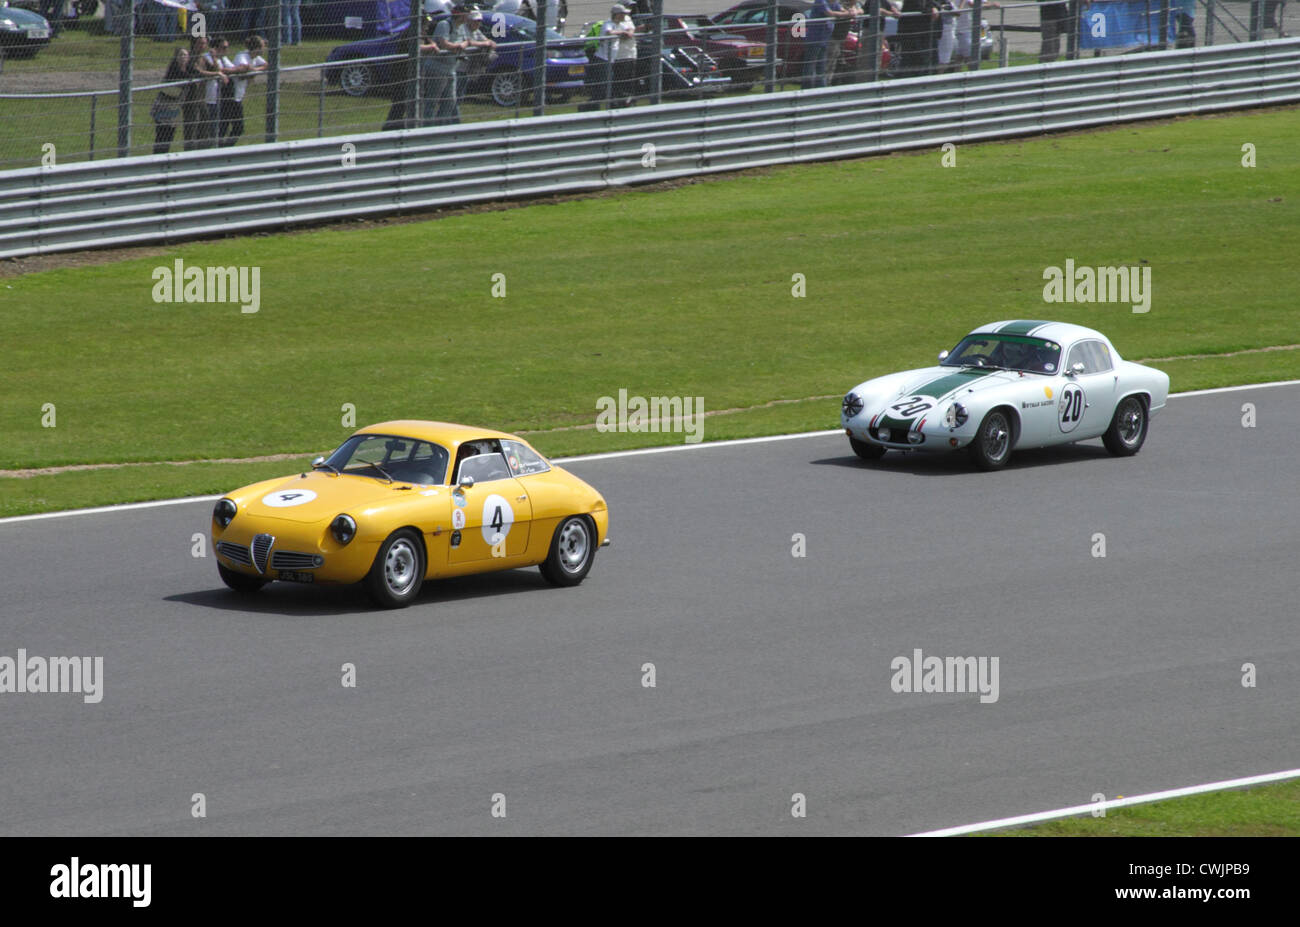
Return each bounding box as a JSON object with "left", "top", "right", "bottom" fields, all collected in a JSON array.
[{"left": 325, "top": 10, "right": 587, "bottom": 107}]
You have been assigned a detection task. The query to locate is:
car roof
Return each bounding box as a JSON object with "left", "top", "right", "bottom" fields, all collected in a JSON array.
[
  {"left": 354, "top": 420, "right": 522, "bottom": 450},
  {"left": 968, "top": 320, "right": 1108, "bottom": 346}
]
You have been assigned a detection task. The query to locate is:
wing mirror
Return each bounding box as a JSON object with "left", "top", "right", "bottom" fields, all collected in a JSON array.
[
  {"left": 1069, "top": 362, "right": 1086, "bottom": 376},
  {"left": 938, "top": 350, "right": 949, "bottom": 362},
  {"left": 458, "top": 475, "right": 475, "bottom": 490},
  {"left": 311, "top": 455, "right": 325, "bottom": 468}
]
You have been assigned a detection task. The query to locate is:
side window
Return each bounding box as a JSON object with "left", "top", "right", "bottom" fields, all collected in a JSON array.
[
  {"left": 1065, "top": 342, "right": 1089, "bottom": 373},
  {"left": 501, "top": 439, "right": 551, "bottom": 477},
  {"left": 1083, "top": 340, "right": 1113, "bottom": 373},
  {"left": 457, "top": 452, "right": 513, "bottom": 484}
]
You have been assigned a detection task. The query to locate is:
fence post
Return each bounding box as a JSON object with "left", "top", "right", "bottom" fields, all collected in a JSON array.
[
  {"left": 533, "top": 0, "right": 548, "bottom": 114},
  {"left": 863, "top": 0, "right": 880, "bottom": 81},
  {"left": 90, "top": 94, "right": 97, "bottom": 161},
  {"left": 650, "top": 0, "right": 664, "bottom": 105},
  {"left": 117, "top": 0, "right": 134, "bottom": 158},
  {"left": 409, "top": 0, "right": 421, "bottom": 128},
  {"left": 1248, "top": 0, "right": 1262, "bottom": 40},
  {"left": 1204, "top": 0, "right": 1216, "bottom": 45},
  {"left": 1067, "top": 0, "right": 1080, "bottom": 59},
  {"left": 764, "top": 0, "right": 778, "bottom": 91},
  {"left": 266, "top": 0, "right": 282, "bottom": 142},
  {"left": 1159, "top": 0, "right": 1169, "bottom": 47},
  {"left": 970, "top": 0, "right": 983, "bottom": 69}
]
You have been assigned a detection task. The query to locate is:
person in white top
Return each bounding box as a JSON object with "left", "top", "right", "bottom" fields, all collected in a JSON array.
[
  {"left": 600, "top": 5, "right": 637, "bottom": 108},
  {"left": 196, "top": 37, "right": 231, "bottom": 149},
  {"left": 219, "top": 35, "right": 268, "bottom": 148},
  {"left": 951, "top": 0, "right": 997, "bottom": 70}
]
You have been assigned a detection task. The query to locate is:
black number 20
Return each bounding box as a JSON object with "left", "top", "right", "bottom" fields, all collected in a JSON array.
[{"left": 1061, "top": 391, "right": 1083, "bottom": 423}]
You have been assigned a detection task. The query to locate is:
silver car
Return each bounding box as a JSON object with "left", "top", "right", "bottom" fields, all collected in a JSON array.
[{"left": 840, "top": 320, "right": 1171, "bottom": 470}]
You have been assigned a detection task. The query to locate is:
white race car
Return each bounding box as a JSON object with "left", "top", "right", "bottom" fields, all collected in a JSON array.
[{"left": 840, "top": 320, "right": 1170, "bottom": 470}]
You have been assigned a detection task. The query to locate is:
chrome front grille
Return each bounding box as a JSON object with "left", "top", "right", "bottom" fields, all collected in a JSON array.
[
  {"left": 251, "top": 534, "right": 274, "bottom": 574},
  {"left": 271, "top": 551, "right": 320, "bottom": 570},
  {"left": 215, "top": 541, "right": 253, "bottom": 566}
]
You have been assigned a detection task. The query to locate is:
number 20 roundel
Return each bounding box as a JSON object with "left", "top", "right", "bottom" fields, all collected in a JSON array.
[{"left": 1058, "top": 383, "right": 1085, "bottom": 433}]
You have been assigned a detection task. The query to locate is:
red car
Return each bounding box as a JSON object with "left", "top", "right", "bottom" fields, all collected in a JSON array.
[{"left": 705, "top": 0, "right": 891, "bottom": 86}]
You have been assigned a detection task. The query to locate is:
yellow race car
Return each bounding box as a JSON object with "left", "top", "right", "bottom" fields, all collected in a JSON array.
[{"left": 210, "top": 421, "right": 610, "bottom": 608}]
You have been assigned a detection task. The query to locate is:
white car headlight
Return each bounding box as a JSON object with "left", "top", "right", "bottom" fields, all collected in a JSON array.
[{"left": 944, "top": 402, "right": 968, "bottom": 428}]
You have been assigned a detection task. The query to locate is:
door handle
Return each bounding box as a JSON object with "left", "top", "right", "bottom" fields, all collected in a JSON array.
[{"left": 516, "top": 495, "right": 527, "bottom": 502}]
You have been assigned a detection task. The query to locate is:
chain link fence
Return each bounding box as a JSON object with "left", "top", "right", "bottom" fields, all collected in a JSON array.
[{"left": 0, "top": 0, "right": 1292, "bottom": 169}]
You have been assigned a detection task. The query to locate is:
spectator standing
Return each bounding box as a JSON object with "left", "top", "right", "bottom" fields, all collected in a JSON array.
[
  {"left": 803, "top": 0, "right": 834, "bottom": 89},
  {"left": 422, "top": 7, "right": 468, "bottom": 125},
  {"left": 151, "top": 45, "right": 190, "bottom": 154},
  {"left": 456, "top": 9, "right": 496, "bottom": 103},
  {"left": 198, "top": 37, "right": 232, "bottom": 148},
  {"left": 1037, "top": 0, "right": 1068, "bottom": 63},
  {"left": 182, "top": 35, "right": 210, "bottom": 150},
  {"left": 600, "top": 4, "right": 637, "bottom": 107},
  {"left": 219, "top": 34, "right": 267, "bottom": 146},
  {"left": 583, "top": 16, "right": 611, "bottom": 107},
  {"left": 951, "top": 0, "right": 995, "bottom": 68},
  {"left": 826, "top": 1, "right": 860, "bottom": 85},
  {"left": 282, "top": 0, "right": 302, "bottom": 45},
  {"left": 897, "top": 0, "right": 940, "bottom": 76}
]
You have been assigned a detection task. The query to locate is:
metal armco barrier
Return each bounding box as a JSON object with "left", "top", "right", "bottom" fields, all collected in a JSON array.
[{"left": 2, "top": 38, "right": 1297, "bottom": 259}]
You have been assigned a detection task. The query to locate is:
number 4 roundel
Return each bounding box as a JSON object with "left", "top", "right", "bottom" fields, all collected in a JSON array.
[
  {"left": 481, "top": 493, "right": 514, "bottom": 545},
  {"left": 1058, "top": 383, "right": 1085, "bottom": 433}
]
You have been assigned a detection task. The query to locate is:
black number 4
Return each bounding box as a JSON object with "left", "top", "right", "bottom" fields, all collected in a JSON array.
[{"left": 490, "top": 506, "right": 504, "bottom": 532}]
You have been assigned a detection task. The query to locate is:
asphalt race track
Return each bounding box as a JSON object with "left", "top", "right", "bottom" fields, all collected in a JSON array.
[{"left": 1, "top": 384, "right": 1296, "bottom": 835}]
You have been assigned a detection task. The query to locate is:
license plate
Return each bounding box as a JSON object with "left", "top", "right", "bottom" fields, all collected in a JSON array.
[
  {"left": 568, "top": 65, "right": 585, "bottom": 76},
  {"left": 27, "top": 27, "right": 50, "bottom": 38},
  {"left": 277, "top": 570, "right": 315, "bottom": 584}
]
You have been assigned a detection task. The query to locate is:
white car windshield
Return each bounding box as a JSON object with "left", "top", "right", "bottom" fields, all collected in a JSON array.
[{"left": 942, "top": 334, "right": 1062, "bottom": 375}]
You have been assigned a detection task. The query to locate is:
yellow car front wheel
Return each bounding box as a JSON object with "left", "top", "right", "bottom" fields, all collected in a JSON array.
[{"left": 364, "top": 529, "right": 426, "bottom": 609}]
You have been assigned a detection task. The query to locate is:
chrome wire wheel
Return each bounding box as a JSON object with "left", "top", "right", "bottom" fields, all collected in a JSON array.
[
  {"left": 384, "top": 538, "right": 418, "bottom": 595},
  {"left": 557, "top": 518, "right": 591, "bottom": 574},
  {"left": 983, "top": 413, "right": 1010, "bottom": 463},
  {"left": 1117, "top": 398, "right": 1144, "bottom": 447}
]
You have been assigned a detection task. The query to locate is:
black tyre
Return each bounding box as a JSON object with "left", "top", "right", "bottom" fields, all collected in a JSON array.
[
  {"left": 364, "top": 529, "right": 426, "bottom": 608},
  {"left": 218, "top": 563, "right": 267, "bottom": 594},
  {"left": 539, "top": 516, "right": 596, "bottom": 587},
  {"left": 1102, "top": 395, "right": 1148, "bottom": 457},
  {"left": 849, "top": 436, "right": 885, "bottom": 461},
  {"left": 969, "top": 409, "right": 1013, "bottom": 470}
]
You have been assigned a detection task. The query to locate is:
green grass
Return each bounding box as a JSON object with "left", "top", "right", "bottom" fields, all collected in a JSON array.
[
  {"left": 1, "top": 105, "right": 1297, "bottom": 516},
  {"left": 979, "top": 778, "right": 1300, "bottom": 836}
]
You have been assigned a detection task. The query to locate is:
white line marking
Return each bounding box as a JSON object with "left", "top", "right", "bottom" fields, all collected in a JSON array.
[
  {"left": 906, "top": 767, "right": 1300, "bottom": 837},
  {"left": 3, "top": 378, "right": 1298, "bottom": 526}
]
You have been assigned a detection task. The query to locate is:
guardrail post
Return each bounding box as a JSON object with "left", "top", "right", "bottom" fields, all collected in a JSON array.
[
  {"left": 650, "top": 0, "right": 664, "bottom": 105},
  {"left": 266, "top": 1, "right": 282, "bottom": 142},
  {"left": 117, "top": 0, "right": 133, "bottom": 158},
  {"left": 764, "top": 0, "right": 778, "bottom": 91},
  {"left": 970, "top": 0, "right": 983, "bottom": 70},
  {"left": 534, "top": 0, "right": 548, "bottom": 114}
]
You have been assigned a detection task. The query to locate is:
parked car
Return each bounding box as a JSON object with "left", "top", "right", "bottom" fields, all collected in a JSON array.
[
  {"left": 636, "top": 14, "right": 768, "bottom": 90},
  {"left": 840, "top": 320, "right": 1170, "bottom": 470},
  {"left": 302, "top": 0, "right": 410, "bottom": 41},
  {"left": 0, "top": 2, "right": 51, "bottom": 59},
  {"left": 324, "top": 10, "right": 587, "bottom": 106},
  {"left": 211, "top": 420, "right": 611, "bottom": 608},
  {"left": 706, "top": 0, "right": 866, "bottom": 84}
]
